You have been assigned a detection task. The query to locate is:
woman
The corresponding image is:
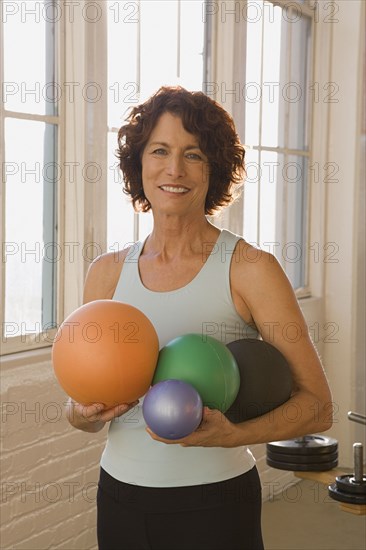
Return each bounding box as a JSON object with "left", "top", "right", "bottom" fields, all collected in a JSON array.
[{"left": 66, "top": 86, "right": 332, "bottom": 550}]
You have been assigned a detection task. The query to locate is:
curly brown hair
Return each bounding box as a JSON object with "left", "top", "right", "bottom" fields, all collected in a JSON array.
[{"left": 116, "top": 86, "right": 245, "bottom": 215}]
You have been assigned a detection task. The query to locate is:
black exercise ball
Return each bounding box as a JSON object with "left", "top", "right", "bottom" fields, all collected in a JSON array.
[{"left": 225, "top": 339, "right": 293, "bottom": 423}]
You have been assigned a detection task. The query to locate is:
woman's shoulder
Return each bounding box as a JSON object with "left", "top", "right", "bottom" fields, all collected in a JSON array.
[
  {"left": 231, "top": 237, "right": 276, "bottom": 268},
  {"left": 221, "top": 230, "right": 271, "bottom": 263},
  {"left": 83, "top": 245, "right": 135, "bottom": 302},
  {"left": 231, "top": 238, "right": 288, "bottom": 293}
]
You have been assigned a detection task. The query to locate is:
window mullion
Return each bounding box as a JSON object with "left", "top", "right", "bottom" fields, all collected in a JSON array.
[
  {"left": 177, "top": 0, "right": 181, "bottom": 79},
  {"left": 56, "top": 0, "right": 66, "bottom": 327},
  {"left": 257, "top": 8, "right": 265, "bottom": 245},
  {"left": 2, "top": 111, "right": 59, "bottom": 124},
  {"left": 281, "top": 6, "right": 292, "bottom": 268},
  {"left": 62, "top": 5, "right": 87, "bottom": 318},
  {"left": 135, "top": 0, "right": 141, "bottom": 242},
  {"left": 251, "top": 145, "right": 310, "bottom": 156},
  {"left": 0, "top": 13, "right": 5, "bottom": 341},
  {"left": 42, "top": 7, "right": 58, "bottom": 329},
  {"left": 271, "top": 0, "right": 314, "bottom": 17},
  {"left": 83, "top": 0, "right": 108, "bottom": 276}
]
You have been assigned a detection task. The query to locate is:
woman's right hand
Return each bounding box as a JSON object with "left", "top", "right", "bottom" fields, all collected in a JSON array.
[{"left": 65, "top": 397, "right": 139, "bottom": 433}]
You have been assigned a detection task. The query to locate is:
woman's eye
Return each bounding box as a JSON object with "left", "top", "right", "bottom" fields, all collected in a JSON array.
[
  {"left": 152, "top": 148, "right": 166, "bottom": 155},
  {"left": 186, "top": 152, "right": 202, "bottom": 161}
]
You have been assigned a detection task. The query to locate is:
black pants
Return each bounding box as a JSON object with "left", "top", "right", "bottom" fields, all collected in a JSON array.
[{"left": 97, "top": 467, "right": 264, "bottom": 550}]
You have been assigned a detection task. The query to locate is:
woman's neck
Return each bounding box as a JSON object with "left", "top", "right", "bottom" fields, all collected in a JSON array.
[{"left": 142, "top": 217, "right": 220, "bottom": 259}]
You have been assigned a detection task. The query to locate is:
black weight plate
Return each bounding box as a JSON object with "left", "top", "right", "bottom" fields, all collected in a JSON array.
[
  {"left": 336, "top": 475, "right": 366, "bottom": 495},
  {"left": 328, "top": 483, "right": 366, "bottom": 504},
  {"left": 266, "top": 456, "right": 338, "bottom": 472},
  {"left": 267, "top": 449, "right": 338, "bottom": 464},
  {"left": 225, "top": 339, "right": 293, "bottom": 423},
  {"left": 267, "top": 435, "right": 338, "bottom": 456}
]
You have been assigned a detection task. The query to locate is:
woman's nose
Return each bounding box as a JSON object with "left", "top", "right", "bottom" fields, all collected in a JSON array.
[{"left": 166, "top": 154, "right": 186, "bottom": 178}]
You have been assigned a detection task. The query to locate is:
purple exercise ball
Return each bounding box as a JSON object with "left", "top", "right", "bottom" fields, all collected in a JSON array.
[{"left": 143, "top": 379, "right": 203, "bottom": 440}]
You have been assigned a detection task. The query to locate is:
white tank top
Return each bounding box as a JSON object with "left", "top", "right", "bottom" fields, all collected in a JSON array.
[{"left": 100, "top": 229, "right": 258, "bottom": 487}]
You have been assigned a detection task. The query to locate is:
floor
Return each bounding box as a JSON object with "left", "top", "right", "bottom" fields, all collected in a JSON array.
[{"left": 261, "top": 479, "right": 366, "bottom": 550}]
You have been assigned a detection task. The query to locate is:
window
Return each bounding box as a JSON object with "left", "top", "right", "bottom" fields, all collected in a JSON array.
[
  {"left": 106, "top": 0, "right": 205, "bottom": 250},
  {"left": 243, "top": 0, "right": 312, "bottom": 291},
  {"left": 1, "top": 0, "right": 62, "bottom": 354},
  {"left": 1, "top": 0, "right": 317, "bottom": 356},
  {"left": 206, "top": 0, "right": 315, "bottom": 292}
]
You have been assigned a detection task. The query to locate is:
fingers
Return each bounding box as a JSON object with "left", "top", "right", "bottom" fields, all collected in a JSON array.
[
  {"left": 99, "top": 401, "right": 139, "bottom": 422},
  {"left": 72, "top": 400, "right": 139, "bottom": 423},
  {"left": 145, "top": 427, "right": 198, "bottom": 446},
  {"left": 144, "top": 406, "right": 233, "bottom": 448}
]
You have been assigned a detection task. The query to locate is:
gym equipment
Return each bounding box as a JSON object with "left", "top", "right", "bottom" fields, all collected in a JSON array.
[
  {"left": 347, "top": 411, "right": 366, "bottom": 425},
  {"left": 143, "top": 379, "right": 203, "bottom": 440},
  {"left": 152, "top": 334, "right": 240, "bottom": 413},
  {"left": 328, "top": 411, "right": 366, "bottom": 505},
  {"left": 266, "top": 449, "right": 338, "bottom": 464},
  {"left": 266, "top": 435, "right": 339, "bottom": 471},
  {"left": 52, "top": 300, "right": 159, "bottom": 407},
  {"left": 225, "top": 338, "right": 293, "bottom": 423},
  {"left": 329, "top": 443, "right": 366, "bottom": 504},
  {"left": 267, "top": 456, "right": 338, "bottom": 472},
  {"left": 267, "top": 435, "right": 338, "bottom": 455}
]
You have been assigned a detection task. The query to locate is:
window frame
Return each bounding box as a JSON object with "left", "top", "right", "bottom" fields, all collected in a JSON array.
[
  {"left": 61, "top": 0, "right": 108, "bottom": 321},
  {"left": 1, "top": 2, "right": 65, "bottom": 356},
  {"left": 206, "top": 0, "right": 319, "bottom": 298}
]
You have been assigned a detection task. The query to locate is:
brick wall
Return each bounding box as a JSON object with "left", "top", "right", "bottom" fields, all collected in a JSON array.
[
  {"left": 1, "top": 357, "right": 296, "bottom": 550},
  {"left": 1, "top": 358, "right": 105, "bottom": 550}
]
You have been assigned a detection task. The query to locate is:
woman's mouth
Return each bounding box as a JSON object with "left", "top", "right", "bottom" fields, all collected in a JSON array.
[{"left": 159, "top": 185, "right": 189, "bottom": 194}]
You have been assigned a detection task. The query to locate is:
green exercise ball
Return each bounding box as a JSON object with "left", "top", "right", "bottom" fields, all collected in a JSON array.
[{"left": 152, "top": 333, "right": 240, "bottom": 412}]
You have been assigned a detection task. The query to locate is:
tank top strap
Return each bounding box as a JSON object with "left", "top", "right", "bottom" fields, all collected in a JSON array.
[
  {"left": 210, "top": 229, "right": 242, "bottom": 270},
  {"left": 117, "top": 239, "right": 145, "bottom": 286},
  {"left": 190, "top": 229, "right": 241, "bottom": 304}
]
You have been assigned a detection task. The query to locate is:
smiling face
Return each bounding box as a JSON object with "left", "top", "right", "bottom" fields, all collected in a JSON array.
[{"left": 141, "top": 112, "right": 210, "bottom": 216}]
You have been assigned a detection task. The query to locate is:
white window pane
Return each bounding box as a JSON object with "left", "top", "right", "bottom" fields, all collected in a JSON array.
[
  {"left": 107, "top": 132, "right": 135, "bottom": 249},
  {"left": 259, "top": 151, "right": 283, "bottom": 252},
  {"left": 4, "top": 118, "right": 57, "bottom": 336},
  {"left": 284, "top": 155, "right": 308, "bottom": 288},
  {"left": 139, "top": 1, "right": 179, "bottom": 99},
  {"left": 138, "top": 211, "right": 154, "bottom": 241},
  {"left": 243, "top": 148, "right": 260, "bottom": 244},
  {"left": 288, "top": 14, "right": 311, "bottom": 150},
  {"left": 107, "top": 1, "right": 139, "bottom": 128},
  {"left": 261, "top": 5, "right": 284, "bottom": 148},
  {"left": 244, "top": 0, "right": 263, "bottom": 146},
  {"left": 3, "top": 0, "right": 57, "bottom": 116},
  {"left": 179, "top": 0, "right": 205, "bottom": 90}
]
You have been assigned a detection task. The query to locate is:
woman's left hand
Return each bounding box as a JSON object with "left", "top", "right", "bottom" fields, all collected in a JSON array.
[{"left": 145, "top": 407, "right": 240, "bottom": 448}]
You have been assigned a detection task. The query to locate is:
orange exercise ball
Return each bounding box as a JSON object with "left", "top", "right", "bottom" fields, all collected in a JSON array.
[{"left": 52, "top": 300, "right": 159, "bottom": 407}]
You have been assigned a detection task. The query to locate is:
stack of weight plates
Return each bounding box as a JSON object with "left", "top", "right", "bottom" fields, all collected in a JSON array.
[
  {"left": 328, "top": 474, "right": 366, "bottom": 504},
  {"left": 328, "top": 442, "right": 366, "bottom": 504},
  {"left": 266, "top": 435, "right": 338, "bottom": 471}
]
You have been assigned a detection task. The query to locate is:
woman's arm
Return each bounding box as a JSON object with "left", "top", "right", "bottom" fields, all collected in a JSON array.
[
  {"left": 232, "top": 243, "right": 333, "bottom": 438},
  {"left": 146, "top": 243, "right": 333, "bottom": 448}
]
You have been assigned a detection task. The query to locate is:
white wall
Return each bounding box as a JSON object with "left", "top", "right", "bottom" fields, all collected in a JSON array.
[{"left": 322, "top": 0, "right": 365, "bottom": 465}]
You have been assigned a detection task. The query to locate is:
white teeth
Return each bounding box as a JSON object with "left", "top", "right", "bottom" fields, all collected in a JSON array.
[{"left": 160, "top": 186, "right": 188, "bottom": 193}]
